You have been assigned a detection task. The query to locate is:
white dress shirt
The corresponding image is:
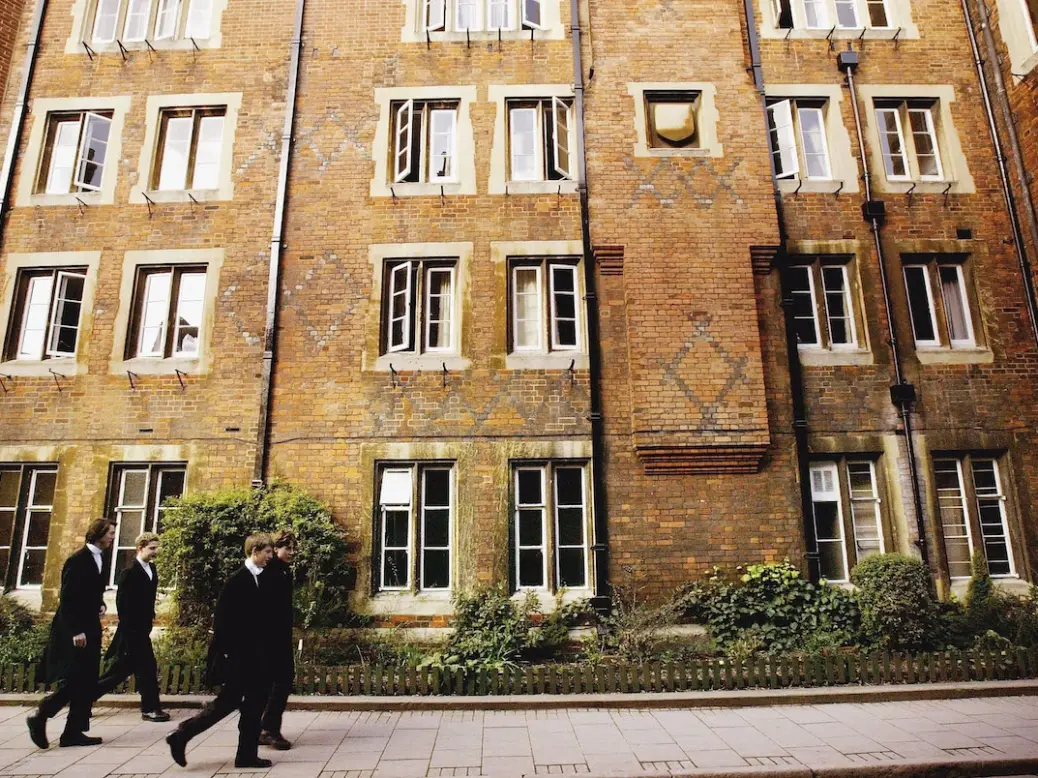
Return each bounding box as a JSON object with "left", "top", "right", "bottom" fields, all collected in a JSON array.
[
  {"left": 244, "top": 558, "right": 263, "bottom": 587},
  {"left": 137, "top": 556, "right": 154, "bottom": 580},
  {"left": 86, "top": 543, "right": 103, "bottom": 573}
]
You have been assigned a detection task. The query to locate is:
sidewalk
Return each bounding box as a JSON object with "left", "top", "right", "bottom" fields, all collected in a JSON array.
[{"left": 0, "top": 693, "right": 1036, "bottom": 778}]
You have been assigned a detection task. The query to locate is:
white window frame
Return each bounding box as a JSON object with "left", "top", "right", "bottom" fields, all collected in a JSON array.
[
  {"left": 1023, "top": 0, "right": 1038, "bottom": 51},
  {"left": 903, "top": 264, "right": 941, "bottom": 348},
  {"left": 156, "top": 108, "right": 226, "bottom": 192},
  {"left": 171, "top": 271, "right": 205, "bottom": 358},
  {"left": 937, "top": 263, "right": 975, "bottom": 348},
  {"left": 155, "top": 0, "right": 182, "bottom": 40},
  {"left": 486, "top": 0, "right": 514, "bottom": 30},
  {"left": 184, "top": 0, "right": 214, "bottom": 39},
  {"left": 74, "top": 113, "right": 111, "bottom": 192},
  {"left": 43, "top": 113, "right": 112, "bottom": 195},
  {"left": 136, "top": 271, "right": 173, "bottom": 358},
  {"left": 551, "top": 96, "right": 572, "bottom": 180},
  {"left": 455, "top": 0, "right": 482, "bottom": 30},
  {"left": 92, "top": 0, "right": 122, "bottom": 43},
  {"left": 14, "top": 469, "right": 57, "bottom": 590},
  {"left": 394, "top": 100, "right": 414, "bottom": 183},
  {"left": 847, "top": 460, "right": 885, "bottom": 560},
  {"left": 427, "top": 108, "right": 457, "bottom": 184},
  {"left": 801, "top": 0, "right": 830, "bottom": 28},
  {"left": 387, "top": 261, "right": 414, "bottom": 354},
  {"left": 934, "top": 457, "right": 975, "bottom": 580},
  {"left": 809, "top": 462, "right": 850, "bottom": 583},
  {"left": 876, "top": 106, "right": 910, "bottom": 182},
  {"left": 45, "top": 271, "right": 88, "bottom": 358},
  {"left": 123, "top": 0, "right": 153, "bottom": 41},
  {"left": 768, "top": 99, "right": 799, "bottom": 180},
  {"left": 383, "top": 259, "right": 457, "bottom": 356},
  {"left": 553, "top": 465, "right": 588, "bottom": 590},
  {"left": 419, "top": 467, "right": 453, "bottom": 591},
  {"left": 392, "top": 100, "right": 460, "bottom": 185},
  {"left": 423, "top": 265, "right": 455, "bottom": 353},
  {"left": 425, "top": 0, "right": 447, "bottom": 30},
  {"left": 511, "top": 264, "right": 543, "bottom": 352},
  {"left": 508, "top": 106, "right": 541, "bottom": 182},
  {"left": 866, "top": 0, "right": 893, "bottom": 28},
  {"left": 521, "top": 0, "right": 543, "bottom": 29},
  {"left": 789, "top": 265, "right": 822, "bottom": 349},
  {"left": 796, "top": 105, "right": 833, "bottom": 180},
  {"left": 907, "top": 107, "right": 944, "bottom": 181},
  {"left": 820, "top": 264, "right": 857, "bottom": 349},
  {"left": 109, "top": 465, "right": 185, "bottom": 587},
  {"left": 15, "top": 274, "right": 55, "bottom": 361},
  {"left": 834, "top": 0, "right": 860, "bottom": 28},
  {"left": 971, "top": 458, "right": 1015, "bottom": 578},
  {"left": 514, "top": 466, "right": 548, "bottom": 591},
  {"left": 548, "top": 264, "right": 580, "bottom": 352},
  {"left": 379, "top": 468, "right": 413, "bottom": 592}
]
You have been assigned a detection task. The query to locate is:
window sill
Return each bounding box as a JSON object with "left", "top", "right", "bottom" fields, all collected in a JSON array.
[
  {"left": 505, "top": 352, "right": 589, "bottom": 371},
  {"left": 880, "top": 180, "right": 965, "bottom": 196},
  {"left": 372, "top": 181, "right": 474, "bottom": 198},
  {"left": 512, "top": 588, "right": 593, "bottom": 612},
  {"left": 373, "top": 354, "right": 470, "bottom": 373},
  {"left": 798, "top": 348, "right": 874, "bottom": 367},
  {"left": 914, "top": 347, "right": 993, "bottom": 366},
  {"left": 366, "top": 590, "right": 453, "bottom": 616},
  {"left": 133, "top": 188, "right": 227, "bottom": 205},
  {"left": 1016, "top": 49, "right": 1038, "bottom": 79},
  {"left": 502, "top": 180, "right": 579, "bottom": 196},
  {"left": 0, "top": 358, "right": 86, "bottom": 377},
  {"left": 111, "top": 356, "right": 206, "bottom": 376},
  {"left": 778, "top": 179, "right": 858, "bottom": 195},
  {"left": 71, "top": 37, "right": 220, "bottom": 55},
  {"left": 760, "top": 26, "right": 916, "bottom": 41},
  {"left": 950, "top": 575, "right": 1026, "bottom": 599},
  {"left": 26, "top": 191, "right": 104, "bottom": 208}
]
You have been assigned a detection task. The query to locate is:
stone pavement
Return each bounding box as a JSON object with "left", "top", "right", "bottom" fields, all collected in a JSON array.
[{"left": 0, "top": 695, "right": 1036, "bottom": 777}]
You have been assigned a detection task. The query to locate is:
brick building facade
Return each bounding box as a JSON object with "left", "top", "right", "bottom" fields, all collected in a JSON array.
[{"left": 0, "top": 0, "right": 1034, "bottom": 620}]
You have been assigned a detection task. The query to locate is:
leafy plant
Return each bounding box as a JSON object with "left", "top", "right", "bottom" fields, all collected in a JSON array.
[
  {"left": 159, "top": 480, "right": 354, "bottom": 631},
  {"left": 151, "top": 626, "right": 211, "bottom": 666},
  {"left": 0, "top": 597, "right": 48, "bottom": 666},
  {"left": 593, "top": 568, "right": 682, "bottom": 662},
  {"left": 436, "top": 587, "right": 538, "bottom": 670},
  {"left": 851, "top": 553, "right": 938, "bottom": 652}
]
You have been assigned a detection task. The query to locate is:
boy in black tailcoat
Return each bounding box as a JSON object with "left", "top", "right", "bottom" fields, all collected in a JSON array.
[{"left": 259, "top": 528, "right": 296, "bottom": 750}]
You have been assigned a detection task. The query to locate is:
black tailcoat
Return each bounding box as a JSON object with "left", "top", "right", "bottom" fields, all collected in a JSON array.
[
  {"left": 106, "top": 560, "right": 158, "bottom": 660},
  {"left": 206, "top": 565, "right": 270, "bottom": 686},
  {"left": 262, "top": 556, "right": 294, "bottom": 676},
  {"left": 45, "top": 547, "right": 105, "bottom": 683}
]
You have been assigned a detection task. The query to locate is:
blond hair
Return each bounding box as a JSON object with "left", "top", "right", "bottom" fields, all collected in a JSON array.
[
  {"left": 244, "top": 533, "right": 273, "bottom": 556},
  {"left": 136, "top": 532, "right": 160, "bottom": 551}
]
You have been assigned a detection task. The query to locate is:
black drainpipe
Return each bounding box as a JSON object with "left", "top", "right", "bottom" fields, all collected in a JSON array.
[
  {"left": 961, "top": 0, "right": 1038, "bottom": 350},
  {"left": 741, "top": 0, "right": 818, "bottom": 579},
  {"left": 838, "top": 50, "right": 930, "bottom": 567},
  {"left": 569, "top": 0, "right": 609, "bottom": 610},
  {"left": 0, "top": 0, "right": 48, "bottom": 247},
  {"left": 252, "top": 0, "right": 306, "bottom": 486}
]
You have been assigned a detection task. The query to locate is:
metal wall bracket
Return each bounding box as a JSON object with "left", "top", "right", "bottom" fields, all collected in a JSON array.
[
  {"left": 126, "top": 370, "right": 139, "bottom": 390},
  {"left": 48, "top": 369, "right": 64, "bottom": 392}
]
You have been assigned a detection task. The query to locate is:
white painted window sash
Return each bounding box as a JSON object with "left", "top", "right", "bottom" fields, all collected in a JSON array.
[
  {"left": 512, "top": 265, "right": 543, "bottom": 352},
  {"left": 907, "top": 107, "right": 944, "bottom": 181},
  {"left": 110, "top": 468, "right": 151, "bottom": 587},
  {"left": 809, "top": 461, "right": 849, "bottom": 583},
  {"left": 427, "top": 108, "right": 457, "bottom": 184},
  {"left": 185, "top": 0, "right": 215, "bottom": 39},
  {"left": 834, "top": 0, "right": 860, "bottom": 28},
  {"left": 455, "top": 0, "right": 481, "bottom": 30},
  {"left": 796, "top": 105, "right": 832, "bottom": 180},
  {"left": 801, "top": 0, "right": 829, "bottom": 29},
  {"left": 73, "top": 112, "right": 111, "bottom": 192},
  {"left": 380, "top": 468, "right": 413, "bottom": 592},
  {"left": 45, "top": 119, "right": 83, "bottom": 195},
  {"left": 486, "top": 0, "right": 513, "bottom": 30},
  {"left": 767, "top": 100, "right": 799, "bottom": 180},
  {"left": 16, "top": 274, "right": 55, "bottom": 361},
  {"left": 158, "top": 115, "right": 194, "bottom": 191},
  {"left": 16, "top": 469, "right": 57, "bottom": 590},
  {"left": 553, "top": 466, "right": 588, "bottom": 590},
  {"left": 509, "top": 106, "right": 540, "bottom": 182},
  {"left": 876, "top": 107, "right": 910, "bottom": 181},
  {"left": 419, "top": 467, "right": 452, "bottom": 591},
  {"left": 1023, "top": 0, "right": 1038, "bottom": 50},
  {"left": 790, "top": 265, "right": 822, "bottom": 348},
  {"left": 971, "top": 459, "right": 1015, "bottom": 578},
  {"left": 393, "top": 100, "right": 414, "bottom": 183},
  {"left": 934, "top": 458, "right": 974, "bottom": 580},
  {"left": 903, "top": 265, "right": 941, "bottom": 348},
  {"left": 423, "top": 266, "right": 454, "bottom": 353},
  {"left": 172, "top": 271, "right": 205, "bottom": 358},
  {"left": 155, "top": 0, "right": 182, "bottom": 40},
  {"left": 45, "top": 271, "right": 87, "bottom": 358},
  {"left": 515, "top": 467, "right": 548, "bottom": 590},
  {"left": 191, "top": 114, "right": 225, "bottom": 190},
  {"left": 424, "top": 0, "right": 447, "bottom": 30},
  {"left": 521, "top": 0, "right": 543, "bottom": 28},
  {"left": 387, "top": 261, "right": 414, "bottom": 353},
  {"left": 548, "top": 264, "right": 579, "bottom": 351},
  {"left": 938, "top": 264, "right": 974, "bottom": 348},
  {"left": 137, "top": 271, "right": 173, "bottom": 358},
  {"left": 123, "top": 0, "right": 153, "bottom": 41},
  {"left": 820, "top": 264, "right": 857, "bottom": 349},
  {"left": 552, "top": 97, "right": 573, "bottom": 181},
  {"left": 847, "top": 460, "right": 884, "bottom": 559},
  {"left": 92, "top": 0, "right": 122, "bottom": 43}
]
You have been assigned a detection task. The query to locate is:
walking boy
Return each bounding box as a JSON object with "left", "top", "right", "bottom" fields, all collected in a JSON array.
[
  {"left": 95, "top": 532, "right": 169, "bottom": 722},
  {"left": 166, "top": 534, "right": 274, "bottom": 769},
  {"left": 259, "top": 529, "right": 296, "bottom": 750},
  {"left": 26, "top": 519, "right": 114, "bottom": 749}
]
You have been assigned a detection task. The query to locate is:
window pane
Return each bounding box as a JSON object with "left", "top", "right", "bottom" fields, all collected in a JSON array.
[
  {"left": 513, "top": 267, "right": 541, "bottom": 349},
  {"left": 423, "top": 549, "right": 450, "bottom": 589},
  {"left": 935, "top": 459, "right": 972, "bottom": 579},
  {"left": 456, "top": 0, "right": 479, "bottom": 29},
  {"left": 384, "top": 509, "right": 410, "bottom": 547},
  {"left": 121, "top": 470, "right": 149, "bottom": 507},
  {"left": 46, "top": 121, "right": 81, "bottom": 194},
  {"left": 835, "top": 0, "right": 859, "bottom": 27},
  {"left": 803, "top": 0, "right": 828, "bottom": 27},
  {"left": 788, "top": 266, "right": 819, "bottom": 346},
  {"left": 428, "top": 109, "right": 455, "bottom": 182},
  {"left": 424, "top": 469, "right": 450, "bottom": 508},
  {"left": 48, "top": 273, "right": 85, "bottom": 356},
  {"left": 518, "top": 509, "right": 543, "bottom": 546},
  {"left": 821, "top": 266, "right": 853, "bottom": 346},
  {"left": 192, "top": 115, "right": 224, "bottom": 190},
  {"left": 157, "top": 469, "right": 186, "bottom": 503},
  {"left": 813, "top": 501, "right": 841, "bottom": 541},
  {"left": 185, "top": 0, "right": 215, "bottom": 38},
  {"left": 19, "top": 550, "right": 45, "bottom": 587},
  {"left": 517, "top": 469, "right": 542, "bottom": 505},
  {"left": 155, "top": 0, "right": 182, "bottom": 39},
  {"left": 174, "top": 272, "right": 206, "bottom": 356},
  {"left": 818, "top": 541, "right": 847, "bottom": 581},
  {"left": 798, "top": 107, "right": 831, "bottom": 180},
  {"left": 425, "top": 268, "right": 453, "bottom": 351},
  {"left": 30, "top": 471, "right": 56, "bottom": 506},
  {"left": 518, "top": 549, "right": 544, "bottom": 587},
  {"left": 123, "top": 0, "right": 152, "bottom": 41},
  {"left": 75, "top": 114, "right": 110, "bottom": 192},
  {"left": 767, "top": 100, "right": 798, "bottom": 179},
  {"left": 488, "top": 0, "right": 510, "bottom": 28},
  {"left": 557, "top": 507, "right": 584, "bottom": 546},
  {"left": 423, "top": 508, "right": 450, "bottom": 548},
  {"left": 25, "top": 510, "right": 51, "bottom": 547},
  {"left": 159, "top": 116, "right": 193, "bottom": 191},
  {"left": 903, "top": 266, "right": 937, "bottom": 343},
  {"left": 383, "top": 550, "right": 408, "bottom": 588},
  {"left": 17, "top": 275, "right": 54, "bottom": 361},
  {"left": 550, "top": 266, "right": 578, "bottom": 349},
  {"left": 972, "top": 460, "right": 1012, "bottom": 576},
  {"left": 877, "top": 109, "right": 907, "bottom": 178},
  {"left": 939, "top": 266, "right": 971, "bottom": 344},
  {"left": 868, "top": 0, "right": 890, "bottom": 26},
  {"left": 510, "top": 108, "right": 539, "bottom": 181},
  {"left": 93, "top": 0, "right": 121, "bottom": 41},
  {"left": 380, "top": 469, "right": 412, "bottom": 505},
  {"left": 555, "top": 467, "right": 582, "bottom": 506},
  {"left": 0, "top": 471, "right": 18, "bottom": 509},
  {"left": 118, "top": 510, "right": 146, "bottom": 547},
  {"left": 139, "top": 271, "right": 173, "bottom": 357},
  {"left": 908, "top": 109, "right": 942, "bottom": 179},
  {"left": 558, "top": 548, "right": 585, "bottom": 588}
]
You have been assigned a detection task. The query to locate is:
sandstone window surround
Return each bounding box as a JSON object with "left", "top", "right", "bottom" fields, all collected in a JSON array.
[
  {"left": 760, "top": 0, "right": 918, "bottom": 40},
  {"left": 130, "top": 93, "right": 242, "bottom": 205},
  {"left": 994, "top": 0, "right": 1038, "bottom": 77},
  {"left": 809, "top": 458, "right": 887, "bottom": 583},
  {"left": 764, "top": 85, "right": 859, "bottom": 194},
  {"left": 931, "top": 454, "right": 1018, "bottom": 581},
  {"left": 0, "top": 251, "right": 101, "bottom": 378},
  {"left": 371, "top": 87, "right": 477, "bottom": 198},
  {"left": 104, "top": 462, "right": 186, "bottom": 588},
  {"left": 627, "top": 83, "right": 723, "bottom": 159},
  {"left": 401, "top": 0, "right": 564, "bottom": 43},
  {"left": 488, "top": 85, "right": 577, "bottom": 195},
  {"left": 66, "top": 0, "right": 228, "bottom": 54},
  {"left": 0, "top": 464, "right": 58, "bottom": 590},
  {"left": 512, "top": 461, "right": 592, "bottom": 594},
  {"left": 786, "top": 255, "right": 872, "bottom": 366},
  {"left": 109, "top": 248, "right": 223, "bottom": 376},
  {"left": 375, "top": 463, "right": 455, "bottom": 593},
  {"left": 16, "top": 97, "right": 130, "bottom": 208},
  {"left": 857, "top": 86, "right": 974, "bottom": 195},
  {"left": 365, "top": 242, "right": 472, "bottom": 373}
]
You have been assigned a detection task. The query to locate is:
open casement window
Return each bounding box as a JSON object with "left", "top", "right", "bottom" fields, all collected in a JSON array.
[
  {"left": 773, "top": 0, "right": 890, "bottom": 30},
  {"left": 802, "top": 0, "right": 829, "bottom": 28},
  {"left": 521, "top": 0, "right": 543, "bottom": 28},
  {"left": 767, "top": 99, "right": 833, "bottom": 181},
  {"left": 645, "top": 91, "right": 700, "bottom": 149},
  {"left": 0, "top": 465, "right": 57, "bottom": 590},
  {"left": 875, "top": 100, "right": 944, "bottom": 182},
  {"left": 903, "top": 258, "right": 976, "bottom": 349},
  {"left": 154, "top": 107, "right": 226, "bottom": 191},
  {"left": 810, "top": 459, "right": 884, "bottom": 581},
  {"left": 866, "top": 0, "right": 891, "bottom": 27},
  {"left": 834, "top": 0, "right": 861, "bottom": 27},
  {"left": 38, "top": 112, "right": 112, "bottom": 195},
  {"left": 506, "top": 98, "right": 574, "bottom": 183},
  {"left": 5, "top": 268, "right": 87, "bottom": 362},
  {"left": 513, "top": 463, "right": 589, "bottom": 592},
  {"left": 933, "top": 458, "right": 972, "bottom": 580},
  {"left": 381, "top": 259, "right": 456, "bottom": 355},
  {"left": 772, "top": 0, "right": 794, "bottom": 28},
  {"left": 376, "top": 465, "right": 454, "bottom": 593},
  {"left": 424, "top": 0, "right": 447, "bottom": 30},
  {"left": 93, "top": 0, "right": 213, "bottom": 44},
  {"left": 105, "top": 463, "right": 185, "bottom": 587},
  {"left": 786, "top": 260, "right": 860, "bottom": 351},
  {"left": 391, "top": 100, "right": 459, "bottom": 185},
  {"left": 127, "top": 265, "right": 207, "bottom": 359},
  {"left": 510, "top": 259, "right": 582, "bottom": 354}
]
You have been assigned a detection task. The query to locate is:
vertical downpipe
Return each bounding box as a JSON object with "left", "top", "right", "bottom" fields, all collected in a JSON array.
[
  {"left": 252, "top": 0, "right": 306, "bottom": 486},
  {"left": 0, "top": 0, "right": 48, "bottom": 246},
  {"left": 570, "top": 0, "right": 609, "bottom": 608}
]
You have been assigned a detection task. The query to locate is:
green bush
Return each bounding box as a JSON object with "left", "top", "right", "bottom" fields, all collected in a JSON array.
[
  {"left": 159, "top": 480, "right": 354, "bottom": 631},
  {"left": 595, "top": 573, "right": 682, "bottom": 662},
  {"left": 437, "top": 588, "right": 537, "bottom": 669},
  {"left": 0, "top": 597, "right": 48, "bottom": 666},
  {"left": 151, "top": 627, "right": 211, "bottom": 666},
  {"left": 679, "top": 561, "right": 859, "bottom": 655},
  {"left": 851, "top": 554, "right": 938, "bottom": 652}
]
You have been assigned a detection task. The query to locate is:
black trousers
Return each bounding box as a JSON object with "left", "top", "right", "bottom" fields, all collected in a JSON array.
[
  {"left": 176, "top": 674, "right": 272, "bottom": 761},
  {"left": 260, "top": 653, "right": 293, "bottom": 736},
  {"left": 38, "top": 649, "right": 100, "bottom": 736},
  {"left": 95, "top": 641, "right": 160, "bottom": 713}
]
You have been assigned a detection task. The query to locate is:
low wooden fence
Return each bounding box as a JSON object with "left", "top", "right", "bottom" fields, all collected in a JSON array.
[{"left": 4, "top": 648, "right": 1037, "bottom": 696}]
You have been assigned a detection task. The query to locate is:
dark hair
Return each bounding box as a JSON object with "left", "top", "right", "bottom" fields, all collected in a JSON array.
[
  {"left": 85, "top": 519, "right": 115, "bottom": 545},
  {"left": 272, "top": 529, "right": 297, "bottom": 549}
]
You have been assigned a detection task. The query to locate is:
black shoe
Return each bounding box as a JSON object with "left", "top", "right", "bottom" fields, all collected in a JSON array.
[
  {"left": 259, "top": 731, "right": 292, "bottom": 750},
  {"left": 26, "top": 714, "right": 48, "bottom": 750},
  {"left": 58, "top": 733, "right": 102, "bottom": 747},
  {"left": 234, "top": 756, "right": 273, "bottom": 768},
  {"left": 166, "top": 730, "right": 187, "bottom": 767},
  {"left": 142, "top": 710, "right": 171, "bottom": 722}
]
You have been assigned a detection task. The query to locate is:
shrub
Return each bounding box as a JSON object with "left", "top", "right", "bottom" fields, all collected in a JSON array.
[
  {"left": 595, "top": 571, "right": 682, "bottom": 662},
  {"left": 438, "top": 587, "right": 537, "bottom": 669},
  {"left": 0, "top": 597, "right": 48, "bottom": 666},
  {"left": 851, "top": 554, "right": 938, "bottom": 652},
  {"left": 965, "top": 550, "right": 998, "bottom": 634},
  {"left": 679, "top": 561, "right": 859, "bottom": 655},
  {"left": 152, "top": 627, "right": 211, "bottom": 666},
  {"left": 159, "top": 480, "right": 354, "bottom": 631}
]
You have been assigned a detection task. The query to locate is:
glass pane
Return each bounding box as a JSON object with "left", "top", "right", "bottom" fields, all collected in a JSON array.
[
  {"left": 868, "top": 0, "right": 889, "bottom": 26},
  {"left": 555, "top": 468, "right": 582, "bottom": 506},
  {"left": 0, "top": 511, "right": 14, "bottom": 547},
  {"left": 518, "top": 509, "right": 543, "bottom": 546},
  {"left": 159, "top": 116, "right": 193, "bottom": 190},
  {"left": 813, "top": 501, "right": 841, "bottom": 541},
  {"left": 558, "top": 548, "right": 585, "bottom": 588},
  {"left": 20, "top": 550, "right": 46, "bottom": 586},
  {"left": 192, "top": 115, "right": 224, "bottom": 190},
  {"left": 935, "top": 459, "right": 971, "bottom": 579},
  {"left": 939, "top": 266, "right": 970, "bottom": 342},
  {"left": 553, "top": 288, "right": 575, "bottom": 319},
  {"left": 518, "top": 549, "right": 544, "bottom": 587},
  {"left": 423, "top": 549, "right": 450, "bottom": 589},
  {"left": 46, "top": 121, "right": 80, "bottom": 194},
  {"left": 385, "top": 510, "right": 409, "bottom": 547},
  {"left": 25, "top": 510, "right": 51, "bottom": 547},
  {"left": 114, "top": 549, "right": 136, "bottom": 579},
  {"left": 118, "top": 510, "right": 145, "bottom": 546},
  {"left": 510, "top": 108, "right": 538, "bottom": 180},
  {"left": 557, "top": 507, "right": 584, "bottom": 546},
  {"left": 31, "top": 471, "right": 56, "bottom": 505},
  {"left": 818, "top": 541, "right": 847, "bottom": 581},
  {"left": 77, "top": 114, "right": 110, "bottom": 191},
  {"left": 847, "top": 463, "right": 874, "bottom": 497},
  {"left": 121, "top": 470, "right": 149, "bottom": 507},
  {"left": 423, "top": 508, "right": 450, "bottom": 548},
  {"left": 555, "top": 321, "right": 577, "bottom": 345},
  {"left": 904, "top": 267, "right": 936, "bottom": 342},
  {"left": 139, "top": 272, "right": 173, "bottom": 355},
  {"left": 945, "top": 537, "right": 972, "bottom": 578},
  {"left": 424, "top": 469, "right": 450, "bottom": 507},
  {"left": 157, "top": 470, "right": 186, "bottom": 503},
  {"left": 0, "top": 471, "right": 19, "bottom": 508},
  {"left": 383, "top": 550, "right": 408, "bottom": 588},
  {"left": 517, "top": 470, "right": 542, "bottom": 505},
  {"left": 0, "top": 551, "right": 9, "bottom": 580}
]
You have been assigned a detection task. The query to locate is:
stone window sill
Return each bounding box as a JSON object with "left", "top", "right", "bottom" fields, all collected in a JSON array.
[
  {"left": 778, "top": 179, "right": 856, "bottom": 195},
  {"left": 881, "top": 180, "right": 961, "bottom": 195},
  {"left": 375, "top": 181, "right": 470, "bottom": 198},
  {"left": 136, "top": 188, "right": 225, "bottom": 205},
  {"left": 367, "top": 591, "right": 453, "bottom": 616},
  {"left": 112, "top": 357, "right": 206, "bottom": 376},
  {"left": 503, "top": 180, "right": 579, "bottom": 196},
  {"left": 915, "top": 347, "right": 993, "bottom": 366},
  {"left": 798, "top": 348, "right": 874, "bottom": 367},
  {"left": 75, "top": 38, "right": 219, "bottom": 55},
  {"left": 26, "top": 191, "right": 103, "bottom": 208},
  {"left": 761, "top": 27, "right": 915, "bottom": 41},
  {"left": 373, "top": 354, "right": 470, "bottom": 373},
  {"left": 505, "top": 353, "right": 589, "bottom": 371},
  {"left": 0, "top": 358, "right": 86, "bottom": 377}
]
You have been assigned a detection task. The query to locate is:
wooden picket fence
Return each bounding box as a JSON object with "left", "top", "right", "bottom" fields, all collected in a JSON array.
[{"left": 4, "top": 647, "right": 1037, "bottom": 697}]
